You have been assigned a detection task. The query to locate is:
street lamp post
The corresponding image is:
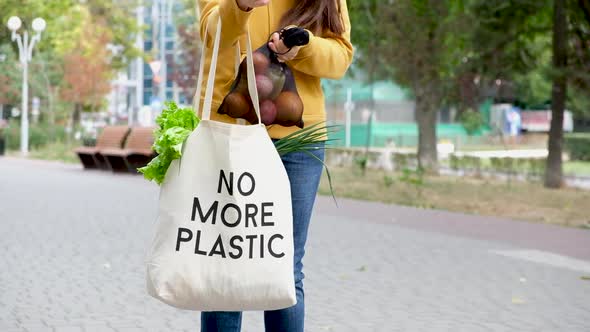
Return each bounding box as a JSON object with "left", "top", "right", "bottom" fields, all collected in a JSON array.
[
  {"left": 7, "top": 16, "right": 46, "bottom": 156},
  {"left": 155, "top": 0, "right": 173, "bottom": 104}
]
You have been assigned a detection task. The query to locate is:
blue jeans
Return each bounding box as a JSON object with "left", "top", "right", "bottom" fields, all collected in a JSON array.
[{"left": 201, "top": 144, "right": 325, "bottom": 332}]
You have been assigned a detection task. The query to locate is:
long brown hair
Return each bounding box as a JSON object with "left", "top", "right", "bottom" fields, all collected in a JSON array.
[{"left": 279, "top": 0, "right": 345, "bottom": 36}]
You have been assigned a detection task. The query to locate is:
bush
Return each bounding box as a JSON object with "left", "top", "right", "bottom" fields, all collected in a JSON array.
[
  {"left": 489, "top": 157, "right": 516, "bottom": 175},
  {"left": 490, "top": 157, "right": 502, "bottom": 172},
  {"left": 458, "top": 110, "right": 485, "bottom": 136},
  {"left": 383, "top": 175, "right": 394, "bottom": 187},
  {"left": 463, "top": 156, "right": 482, "bottom": 173},
  {"left": 515, "top": 158, "right": 529, "bottom": 174},
  {"left": 449, "top": 154, "right": 459, "bottom": 171},
  {"left": 354, "top": 155, "right": 368, "bottom": 171},
  {"left": 528, "top": 158, "right": 546, "bottom": 176},
  {"left": 82, "top": 137, "right": 97, "bottom": 147},
  {"left": 4, "top": 122, "right": 67, "bottom": 150},
  {"left": 393, "top": 153, "right": 418, "bottom": 170},
  {"left": 394, "top": 153, "right": 410, "bottom": 170},
  {"left": 565, "top": 133, "right": 590, "bottom": 161}
]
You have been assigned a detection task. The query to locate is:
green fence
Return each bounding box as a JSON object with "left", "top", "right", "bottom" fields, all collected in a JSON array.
[{"left": 329, "top": 122, "right": 489, "bottom": 148}]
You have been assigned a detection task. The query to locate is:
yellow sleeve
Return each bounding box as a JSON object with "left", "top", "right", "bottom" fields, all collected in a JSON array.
[
  {"left": 198, "top": 0, "right": 250, "bottom": 48},
  {"left": 287, "top": 0, "right": 354, "bottom": 79}
]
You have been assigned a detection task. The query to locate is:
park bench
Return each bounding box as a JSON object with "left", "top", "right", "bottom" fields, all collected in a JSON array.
[
  {"left": 74, "top": 125, "right": 130, "bottom": 169},
  {"left": 101, "top": 126, "right": 156, "bottom": 173}
]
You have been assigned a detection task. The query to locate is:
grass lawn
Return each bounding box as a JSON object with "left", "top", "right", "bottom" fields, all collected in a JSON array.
[
  {"left": 6, "top": 141, "right": 80, "bottom": 164},
  {"left": 318, "top": 166, "right": 590, "bottom": 228},
  {"left": 564, "top": 161, "right": 590, "bottom": 176},
  {"left": 6, "top": 141, "right": 590, "bottom": 228},
  {"left": 439, "top": 158, "right": 590, "bottom": 177}
]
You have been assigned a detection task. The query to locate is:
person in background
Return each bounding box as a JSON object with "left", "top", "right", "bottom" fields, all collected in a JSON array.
[
  {"left": 507, "top": 105, "right": 521, "bottom": 144},
  {"left": 196, "top": 0, "right": 353, "bottom": 331}
]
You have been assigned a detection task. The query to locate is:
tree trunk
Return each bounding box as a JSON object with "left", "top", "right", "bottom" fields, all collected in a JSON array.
[
  {"left": 545, "top": 0, "right": 567, "bottom": 188},
  {"left": 47, "top": 87, "right": 56, "bottom": 125},
  {"left": 72, "top": 103, "right": 82, "bottom": 128},
  {"left": 416, "top": 95, "right": 438, "bottom": 173}
]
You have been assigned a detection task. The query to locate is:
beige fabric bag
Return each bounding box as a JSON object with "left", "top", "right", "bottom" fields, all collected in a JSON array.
[{"left": 146, "top": 17, "right": 296, "bottom": 311}]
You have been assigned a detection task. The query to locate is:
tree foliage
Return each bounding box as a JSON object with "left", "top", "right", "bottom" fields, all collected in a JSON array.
[
  {"left": 350, "top": 0, "right": 589, "bottom": 180},
  {"left": 171, "top": 0, "right": 202, "bottom": 104},
  {"left": 0, "top": 0, "right": 142, "bottom": 68},
  {"left": 349, "top": 0, "right": 472, "bottom": 172},
  {"left": 469, "top": 0, "right": 589, "bottom": 188},
  {"left": 60, "top": 40, "right": 111, "bottom": 108},
  {"left": 0, "top": 45, "right": 20, "bottom": 105},
  {"left": 0, "top": 0, "right": 143, "bottom": 126}
]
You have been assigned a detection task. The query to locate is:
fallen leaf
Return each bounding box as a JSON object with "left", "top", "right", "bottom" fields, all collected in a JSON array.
[
  {"left": 581, "top": 276, "right": 590, "bottom": 280},
  {"left": 511, "top": 297, "right": 526, "bottom": 304},
  {"left": 357, "top": 265, "right": 367, "bottom": 272}
]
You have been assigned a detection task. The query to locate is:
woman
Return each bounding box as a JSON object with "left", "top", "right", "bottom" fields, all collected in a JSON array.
[{"left": 196, "top": 0, "right": 352, "bottom": 331}]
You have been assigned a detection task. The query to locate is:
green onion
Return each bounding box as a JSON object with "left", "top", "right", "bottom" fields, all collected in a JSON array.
[
  {"left": 140, "top": 102, "right": 339, "bottom": 203},
  {"left": 274, "top": 122, "right": 341, "bottom": 204}
]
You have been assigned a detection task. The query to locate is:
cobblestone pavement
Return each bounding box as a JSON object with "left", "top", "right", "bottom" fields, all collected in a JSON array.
[{"left": 1, "top": 158, "right": 589, "bottom": 332}]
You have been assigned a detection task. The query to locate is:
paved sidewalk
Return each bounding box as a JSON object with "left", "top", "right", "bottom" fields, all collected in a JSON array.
[{"left": 1, "top": 158, "right": 589, "bottom": 332}]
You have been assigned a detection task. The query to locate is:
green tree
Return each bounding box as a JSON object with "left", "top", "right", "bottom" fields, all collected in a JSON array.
[
  {"left": 59, "top": 14, "right": 114, "bottom": 126},
  {"left": 0, "top": 0, "right": 72, "bottom": 49},
  {"left": 171, "top": 0, "right": 202, "bottom": 104},
  {"left": 350, "top": 0, "right": 471, "bottom": 172},
  {"left": 84, "top": 0, "right": 143, "bottom": 69},
  {"left": 468, "top": 0, "right": 590, "bottom": 188},
  {"left": 0, "top": 0, "right": 142, "bottom": 69},
  {"left": 28, "top": 50, "right": 66, "bottom": 125},
  {"left": 565, "top": 0, "right": 590, "bottom": 126},
  {"left": 0, "top": 44, "right": 20, "bottom": 107},
  {"left": 545, "top": 0, "right": 568, "bottom": 188},
  {"left": 544, "top": 0, "right": 590, "bottom": 187},
  {"left": 1, "top": 0, "right": 144, "bottom": 127}
]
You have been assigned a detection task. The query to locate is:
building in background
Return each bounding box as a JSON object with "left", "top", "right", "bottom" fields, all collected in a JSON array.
[{"left": 107, "top": 0, "right": 185, "bottom": 127}]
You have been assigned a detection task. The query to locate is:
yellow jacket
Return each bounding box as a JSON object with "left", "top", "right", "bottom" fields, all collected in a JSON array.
[{"left": 196, "top": 0, "right": 353, "bottom": 138}]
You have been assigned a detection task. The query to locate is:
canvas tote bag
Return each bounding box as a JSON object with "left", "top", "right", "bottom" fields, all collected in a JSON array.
[{"left": 146, "top": 17, "right": 296, "bottom": 311}]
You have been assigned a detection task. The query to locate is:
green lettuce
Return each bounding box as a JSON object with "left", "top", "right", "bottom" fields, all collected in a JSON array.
[
  {"left": 138, "top": 101, "right": 200, "bottom": 184},
  {"left": 139, "top": 101, "right": 337, "bottom": 199}
]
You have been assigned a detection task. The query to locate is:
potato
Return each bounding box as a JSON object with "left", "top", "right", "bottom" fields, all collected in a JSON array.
[
  {"left": 275, "top": 91, "right": 304, "bottom": 127},
  {"left": 224, "top": 92, "right": 251, "bottom": 118}
]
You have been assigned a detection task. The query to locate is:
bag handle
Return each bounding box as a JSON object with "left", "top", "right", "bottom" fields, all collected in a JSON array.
[
  {"left": 234, "top": 42, "right": 246, "bottom": 126},
  {"left": 235, "top": 41, "right": 241, "bottom": 75},
  {"left": 193, "top": 20, "right": 209, "bottom": 117},
  {"left": 198, "top": 17, "right": 261, "bottom": 124}
]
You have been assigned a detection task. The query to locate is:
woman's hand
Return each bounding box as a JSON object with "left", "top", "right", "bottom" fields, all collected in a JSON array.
[
  {"left": 268, "top": 32, "right": 301, "bottom": 62},
  {"left": 236, "top": 0, "right": 269, "bottom": 11}
]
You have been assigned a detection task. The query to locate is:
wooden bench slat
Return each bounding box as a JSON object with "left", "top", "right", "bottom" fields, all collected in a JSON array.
[
  {"left": 75, "top": 125, "right": 130, "bottom": 169},
  {"left": 95, "top": 125, "right": 131, "bottom": 149},
  {"left": 99, "top": 126, "right": 156, "bottom": 173}
]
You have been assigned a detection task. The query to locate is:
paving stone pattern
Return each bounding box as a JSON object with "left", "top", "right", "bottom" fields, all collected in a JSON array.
[{"left": 0, "top": 159, "right": 589, "bottom": 331}]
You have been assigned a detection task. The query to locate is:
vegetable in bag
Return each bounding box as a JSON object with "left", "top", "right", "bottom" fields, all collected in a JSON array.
[{"left": 218, "top": 27, "right": 309, "bottom": 128}]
